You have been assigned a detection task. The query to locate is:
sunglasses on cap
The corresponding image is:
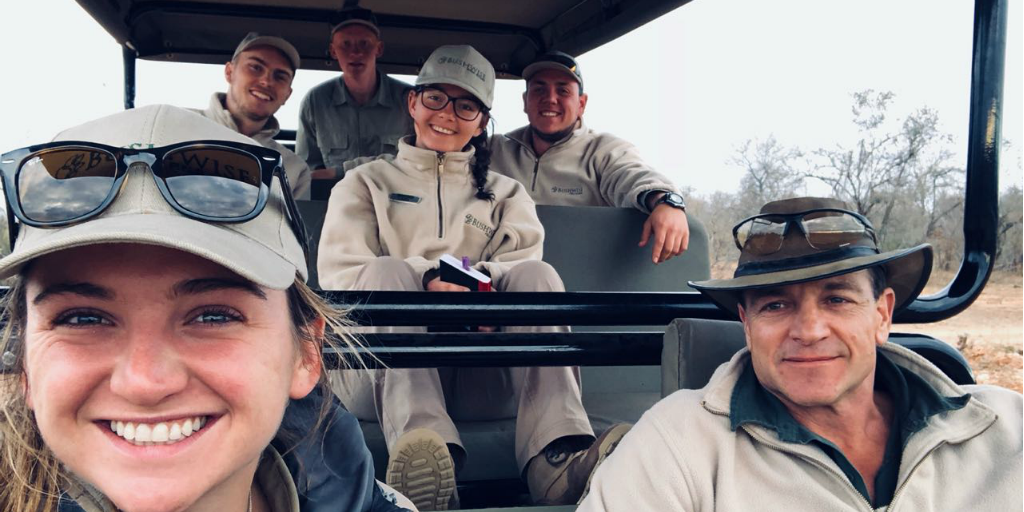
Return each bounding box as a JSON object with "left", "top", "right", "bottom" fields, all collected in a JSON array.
[
  {"left": 0, "top": 140, "right": 309, "bottom": 261},
  {"left": 733, "top": 208, "right": 877, "bottom": 256}
]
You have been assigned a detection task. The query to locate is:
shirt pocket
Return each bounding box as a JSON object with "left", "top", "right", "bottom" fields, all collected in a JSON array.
[
  {"left": 324, "top": 136, "right": 352, "bottom": 169},
  {"left": 379, "top": 134, "right": 403, "bottom": 157}
]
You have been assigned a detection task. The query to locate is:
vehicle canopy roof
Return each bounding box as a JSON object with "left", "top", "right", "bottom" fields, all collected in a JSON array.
[{"left": 77, "top": 0, "right": 690, "bottom": 76}]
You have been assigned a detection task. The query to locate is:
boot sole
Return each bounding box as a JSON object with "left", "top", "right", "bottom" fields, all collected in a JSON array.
[{"left": 386, "top": 428, "right": 456, "bottom": 511}]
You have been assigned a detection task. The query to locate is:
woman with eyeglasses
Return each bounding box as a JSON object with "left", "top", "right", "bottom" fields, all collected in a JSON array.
[
  {"left": 318, "top": 45, "right": 626, "bottom": 511},
  {"left": 0, "top": 105, "right": 413, "bottom": 512}
]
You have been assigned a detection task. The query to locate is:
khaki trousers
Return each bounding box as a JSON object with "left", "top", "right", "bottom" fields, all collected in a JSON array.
[{"left": 331, "top": 256, "right": 594, "bottom": 472}]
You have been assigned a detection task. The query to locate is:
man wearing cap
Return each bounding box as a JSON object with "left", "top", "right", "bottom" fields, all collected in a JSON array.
[
  {"left": 489, "top": 51, "right": 689, "bottom": 264},
  {"left": 579, "top": 197, "right": 1022, "bottom": 511},
  {"left": 296, "top": 8, "right": 412, "bottom": 184},
  {"left": 195, "top": 32, "right": 311, "bottom": 199}
]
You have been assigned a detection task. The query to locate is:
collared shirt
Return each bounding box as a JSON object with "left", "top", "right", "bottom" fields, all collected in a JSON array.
[
  {"left": 296, "top": 72, "right": 412, "bottom": 175},
  {"left": 730, "top": 352, "right": 970, "bottom": 507},
  {"left": 194, "top": 92, "right": 312, "bottom": 199}
]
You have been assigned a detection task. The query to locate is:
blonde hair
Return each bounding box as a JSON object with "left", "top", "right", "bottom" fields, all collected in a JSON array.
[{"left": 0, "top": 275, "right": 362, "bottom": 512}]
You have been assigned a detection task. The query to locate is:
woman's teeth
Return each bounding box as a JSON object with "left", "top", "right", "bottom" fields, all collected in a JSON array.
[
  {"left": 109, "top": 416, "right": 208, "bottom": 446},
  {"left": 431, "top": 125, "right": 456, "bottom": 135}
]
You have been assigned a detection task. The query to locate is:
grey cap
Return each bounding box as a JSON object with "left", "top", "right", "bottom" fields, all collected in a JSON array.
[
  {"left": 0, "top": 105, "right": 307, "bottom": 290},
  {"left": 330, "top": 8, "right": 380, "bottom": 38},
  {"left": 233, "top": 32, "right": 301, "bottom": 71},
  {"left": 522, "top": 51, "right": 583, "bottom": 93},
  {"left": 416, "top": 45, "right": 495, "bottom": 109}
]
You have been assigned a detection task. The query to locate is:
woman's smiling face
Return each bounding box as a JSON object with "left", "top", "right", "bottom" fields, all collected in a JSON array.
[
  {"left": 408, "top": 83, "right": 486, "bottom": 153},
  {"left": 22, "top": 243, "right": 319, "bottom": 512}
]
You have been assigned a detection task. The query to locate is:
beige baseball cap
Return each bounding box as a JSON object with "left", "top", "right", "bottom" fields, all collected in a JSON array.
[
  {"left": 0, "top": 104, "right": 307, "bottom": 290},
  {"left": 233, "top": 32, "right": 301, "bottom": 71},
  {"left": 416, "top": 45, "right": 495, "bottom": 109}
]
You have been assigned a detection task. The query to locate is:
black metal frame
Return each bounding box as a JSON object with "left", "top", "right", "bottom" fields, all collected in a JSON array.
[{"left": 11, "top": 0, "right": 1003, "bottom": 370}]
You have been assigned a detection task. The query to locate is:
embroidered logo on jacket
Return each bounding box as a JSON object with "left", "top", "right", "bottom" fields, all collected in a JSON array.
[
  {"left": 551, "top": 186, "right": 584, "bottom": 196},
  {"left": 464, "top": 214, "right": 495, "bottom": 237}
]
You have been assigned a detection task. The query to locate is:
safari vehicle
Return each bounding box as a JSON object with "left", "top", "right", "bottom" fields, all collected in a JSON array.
[{"left": 49, "top": 0, "right": 1012, "bottom": 509}]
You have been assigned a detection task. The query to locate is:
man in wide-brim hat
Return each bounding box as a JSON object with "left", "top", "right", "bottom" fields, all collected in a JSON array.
[{"left": 578, "top": 197, "right": 1022, "bottom": 512}]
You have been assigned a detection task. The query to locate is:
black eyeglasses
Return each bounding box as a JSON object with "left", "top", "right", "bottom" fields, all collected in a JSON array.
[
  {"left": 415, "top": 86, "right": 486, "bottom": 121},
  {"left": 733, "top": 208, "right": 877, "bottom": 256},
  {"left": 0, "top": 140, "right": 309, "bottom": 260}
]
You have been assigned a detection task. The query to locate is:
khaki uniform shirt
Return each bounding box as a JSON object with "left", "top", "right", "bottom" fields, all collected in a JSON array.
[
  {"left": 318, "top": 138, "right": 543, "bottom": 289},
  {"left": 195, "top": 93, "right": 312, "bottom": 200},
  {"left": 296, "top": 72, "right": 412, "bottom": 175},
  {"left": 489, "top": 122, "right": 679, "bottom": 212}
]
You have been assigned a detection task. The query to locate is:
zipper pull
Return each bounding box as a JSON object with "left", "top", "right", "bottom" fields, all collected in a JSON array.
[{"left": 436, "top": 152, "right": 446, "bottom": 175}]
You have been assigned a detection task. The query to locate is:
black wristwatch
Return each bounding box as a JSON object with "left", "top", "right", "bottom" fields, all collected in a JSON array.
[{"left": 653, "top": 192, "right": 686, "bottom": 212}]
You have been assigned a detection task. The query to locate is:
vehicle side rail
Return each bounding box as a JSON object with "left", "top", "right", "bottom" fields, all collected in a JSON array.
[{"left": 328, "top": 331, "right": 662, "bottom": 369}]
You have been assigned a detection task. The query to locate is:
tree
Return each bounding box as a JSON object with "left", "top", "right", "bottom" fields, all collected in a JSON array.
[
  {"left": 731, "top": 136, "right": 804, "bottom": 218},
  {"left": 809, "top": 90, "right": 964, "bottom": 262}
]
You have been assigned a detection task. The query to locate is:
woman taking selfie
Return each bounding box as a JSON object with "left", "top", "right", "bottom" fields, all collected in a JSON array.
[
  {"left": 318, "top": 45, "right": 627, "bottom": 511},
  {"left": 0, "top": 105, "right": 411, "bottom": 512}
]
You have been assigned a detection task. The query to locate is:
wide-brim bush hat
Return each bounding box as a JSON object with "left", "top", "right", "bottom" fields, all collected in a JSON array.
[
  {"left": 689, "top": 196, "right": 932, "bottom": 317},
  {"left": 0, "top": 104, "right": 307, "bottom": 290},
  {"left": 416, "top": 45, "right": 495, "bottom": 109}
]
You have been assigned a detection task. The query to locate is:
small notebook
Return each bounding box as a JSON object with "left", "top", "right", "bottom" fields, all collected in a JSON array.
[{"left": 439, "top": 254, "right": 492, "bottom": 291}]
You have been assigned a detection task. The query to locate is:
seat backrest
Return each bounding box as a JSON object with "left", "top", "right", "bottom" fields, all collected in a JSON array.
[
  {"left": 297, "top": 201, "right": 712, "bottom": 292},
  {"left": 537, "top": 205, "right": 710, "bottom": 292},
  {"left": 661, "top": 318, "right": 976, "bottom": 396}
]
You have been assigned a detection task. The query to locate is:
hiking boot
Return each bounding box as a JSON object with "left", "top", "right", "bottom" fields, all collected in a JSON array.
[
  {"left": 386, "top": 428, "right": 457, "bottom": 511},
  {"left": 526, "top": 423, "right": 632, "bottom": 505}
]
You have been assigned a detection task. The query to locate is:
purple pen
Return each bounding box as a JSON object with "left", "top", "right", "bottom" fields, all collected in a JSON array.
[{"left": 461, "top": 256, "right": 471, "bottom": 270}]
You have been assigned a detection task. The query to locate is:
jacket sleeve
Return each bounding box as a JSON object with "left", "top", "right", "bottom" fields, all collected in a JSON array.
[
  {"left": 290, "top": 160, "right": 312, "bottom": 201},
  {"left": 317, "top": 170, "right": 438, "bottom": 289},
  {"left": 577, "top": 412, "right": 695, "bottom": 512},
  {"left": 592, "top": 133, "right": 679, "bottom": 213},
  {"left": 317, "top": 175, "right": 385, "bottom": 290},
  {"left": 296, "top": 93, "right": 326, "bottom": 170},
  {"left": 477, "top": 195, "right": 545, "bottom": 283}
]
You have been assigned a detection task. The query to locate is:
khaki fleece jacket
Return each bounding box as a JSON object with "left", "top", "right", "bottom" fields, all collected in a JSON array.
[
  {"left": 488, "top": 121, "right": 679, "bottom": 212},
  {"left": 60, "top": 445, "right": 301, "bottom": 512},
  {"left": 579, "top": 343, "right": 1023, "bottom": 512},
  {"left": 318, "top": 138, "right": 544, "bottom": 290},
  {"left": 194, "top": 93, "right": 312, "bottom": 199}
]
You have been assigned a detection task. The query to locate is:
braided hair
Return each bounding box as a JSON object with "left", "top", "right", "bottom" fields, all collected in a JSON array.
[{"left": 469, "top": 128, "right": 495, "bottom": 201}]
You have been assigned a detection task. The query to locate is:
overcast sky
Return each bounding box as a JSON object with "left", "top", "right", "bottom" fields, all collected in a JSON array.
[{"left": 2, "top": 0, "right": 1021, "bottom": 195}]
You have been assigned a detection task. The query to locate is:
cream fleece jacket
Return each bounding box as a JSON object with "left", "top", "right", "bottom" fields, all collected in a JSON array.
[
  {"left": 317, "top": 138, "right": 544, "bottom": 289},
  {"left": 194, "top": 92, "right": 312, "bottom": 200},
  {"left": 488, "top": 122, "right": 679, "bottom": 212},
  {"left": 579, "top": 343, "right": 1023, "bottom": 512}
]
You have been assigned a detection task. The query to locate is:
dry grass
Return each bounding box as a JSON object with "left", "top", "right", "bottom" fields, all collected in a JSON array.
[{"left": 902, "top": 270, "right": 1023, "bottom": 392}]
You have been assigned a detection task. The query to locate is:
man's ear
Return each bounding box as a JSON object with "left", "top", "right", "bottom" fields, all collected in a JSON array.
[
  {"left": 224, "top": 61, "right": 234, "bottom": 85},
  {"left": 290, "top": 316, "right": 325, "bottom": 399},
  {"left": 376, "top": 40, "right": 385, "bottom": 58},
  {"left": 874, "top": 287, "right": 896, "bottom": 346},
  {"left": 521, "top": 91, "right": 528, "bottom": 114},
  {"left": 737, "top": 302, "right": 753, "bottom": 351},
  {"left": 577, "top": 92, "right": 589, "bottom": 118}
]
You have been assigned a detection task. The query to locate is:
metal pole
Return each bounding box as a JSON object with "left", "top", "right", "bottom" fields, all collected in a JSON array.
[
  {"left": 901, "top": 0, "right": 1007, "bottom": 322},
  {"left": 123, "top": 45, "right": 136, "bottom": 110}
]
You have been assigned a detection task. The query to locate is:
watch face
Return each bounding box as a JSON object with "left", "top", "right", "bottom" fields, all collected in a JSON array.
[{"left": 661, "top": 192, "right": 684, "bottom": 208}]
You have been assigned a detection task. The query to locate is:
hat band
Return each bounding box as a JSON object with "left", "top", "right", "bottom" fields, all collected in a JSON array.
[{"left": 734, "top": 246, "right": 879, "bottom": 277}]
